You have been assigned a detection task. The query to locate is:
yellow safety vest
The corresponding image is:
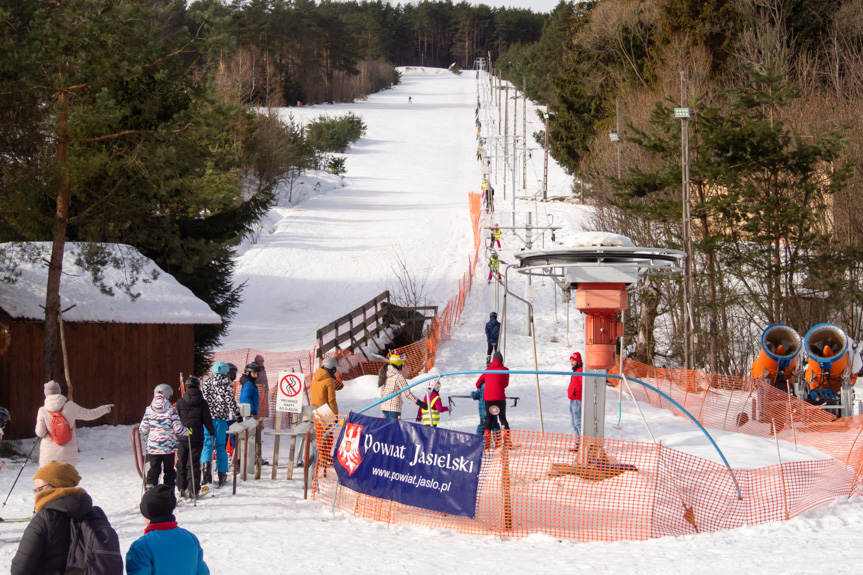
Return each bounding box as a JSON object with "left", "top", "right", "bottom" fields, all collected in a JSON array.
[
  {"left": 422, "top": 394, "right": 443, "bottom": 426},
  {"left": 490, "top": 256, "right": 500, "bottom": 271},
  {"left": 492, "top": 229, "right": 501, "bottom": 240}
]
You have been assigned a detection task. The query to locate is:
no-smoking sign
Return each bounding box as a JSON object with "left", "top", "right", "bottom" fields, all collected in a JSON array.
[{"left": 276, "top": 372, "right": 304, "bottom": 414}]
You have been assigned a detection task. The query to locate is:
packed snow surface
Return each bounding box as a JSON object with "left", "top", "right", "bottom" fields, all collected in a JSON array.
[
  {"left": 569, "top": 231, "right": 635, "bottom": 248},
  {"left": 2, "top": 68, "right": 861, "bottom": 574}
]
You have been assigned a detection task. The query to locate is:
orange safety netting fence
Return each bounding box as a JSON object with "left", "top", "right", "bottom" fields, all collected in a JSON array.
[{"left": 310, "top": 358, "right": 863, "bottom": 542}]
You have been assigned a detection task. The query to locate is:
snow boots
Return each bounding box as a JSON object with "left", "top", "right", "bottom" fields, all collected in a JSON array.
[
  {"left": 202, "top": 462, "right": 211, "bottom": 486},
  {"left": 217, "top": 472, "right": 228, "bottom": 488}
]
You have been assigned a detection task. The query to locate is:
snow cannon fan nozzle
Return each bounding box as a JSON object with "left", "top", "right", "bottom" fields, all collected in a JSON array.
[
  {"left": 751, "top": 324, "right": 802, "bottom": 384},
  {"left": 804, "top": 324, "right": 849, "bottom": 389}
]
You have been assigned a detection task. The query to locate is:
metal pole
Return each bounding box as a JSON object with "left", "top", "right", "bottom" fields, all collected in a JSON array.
[
  {"left": 543, "top": 107, "right": 549, "bottom": 201},
  {"left": 523, "top": 78, "right": 527, "bottom": 191},
  {"left": 680, "top": 71, "right": 693, "bottom": 370},
  {"left": 504, "top": 82, "right": 509, "bottom": 204},
  {"left": 503, "top": 265, "right": 544, "bottom": 432}
]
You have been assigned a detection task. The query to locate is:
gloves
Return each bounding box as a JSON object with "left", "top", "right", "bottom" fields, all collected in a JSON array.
[
  {"left": 416, "top": 400, "right": 428, "bottom": 410},
  {"left": 470, "top": 390, "right": 480, "bottom": 400},
  {"left": 236, "top": 415, "right": 244, "bottom": 423},
  {"left": 187, "top": 429, "right": 193, "bottom": 436}
]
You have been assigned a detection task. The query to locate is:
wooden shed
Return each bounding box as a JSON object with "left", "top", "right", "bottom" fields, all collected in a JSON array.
[{"left": 0, "top": 243, "right": 221, "bottom": 439}]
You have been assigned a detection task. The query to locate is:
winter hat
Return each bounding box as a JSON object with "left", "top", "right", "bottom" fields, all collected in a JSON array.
[
  {"left": 34, "top": 461, "right": 81, "bottom": 488},
  {"left": 140, "top": 485, "right": 176, "bottom": 520},
  {"left": 44, "top": 380, "right": 61, "bottom": 397},
  {"left": 570, "top": 352, "right": 582, "bottom": 363},
  {"left": 492, "top": 352, "right": 503, "bottom": 363},
  {"left": 254, "top": 355, "right": 265, "bottom": 364}
]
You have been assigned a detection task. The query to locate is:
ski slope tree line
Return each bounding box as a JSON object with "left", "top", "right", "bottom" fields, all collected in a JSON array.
[{"left": 496, "top": 0, "right": 863, "bottom": 374}]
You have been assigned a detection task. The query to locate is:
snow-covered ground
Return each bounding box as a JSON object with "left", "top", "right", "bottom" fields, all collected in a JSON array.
[{"left": 2, "top": 68, "right": 861, "bottom": 573}]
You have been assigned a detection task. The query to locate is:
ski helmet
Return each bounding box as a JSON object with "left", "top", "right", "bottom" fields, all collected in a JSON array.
[
  {"left": 154, "top": 384, "right": 173, "bottom": 400},
  {"left": 490, "top": 311, "right": 497, "bottom": 319},
  {"left": 389, "top": 353, "right": 406, "bottom": 367},
  {"left": 185, "top": 376, "right": 201, "bottom": 389},
  {"left": 212, "top": 361, "right": 229, "bottom": 375},
  {"left": 494, "top": 223, "right": 499, "bottom": 227},
  {"left": 570, "top": 352, "right": 582, "bottom": 363},
  {"left": 244, "top": 362, "right": 260, "bottom": 375},
  {"left": 0, "top": 406, "right": 9, "bottom": 429},
  {"left": 427, "top": 378, "right": 441, "bottom": 392},
  {"left": 491, "top": 250, "right": 497, "bottom": 257},
  {"left": 321, "top": 357, "right": 338, "bottom": 373},
  {"left": 227, "top": 363, "right": 238, "bottom": 380}
]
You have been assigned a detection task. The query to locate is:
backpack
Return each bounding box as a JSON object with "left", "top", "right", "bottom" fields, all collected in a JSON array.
[
  {"left": 48, "top": 407, "right": 73, "bottom": 445},
  {"left": 66, "top": 506, "right": 124, "bottom": 575}
]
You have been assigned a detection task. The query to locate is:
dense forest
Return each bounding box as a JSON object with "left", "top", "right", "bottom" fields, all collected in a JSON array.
[
  {"left": 496, "top": 0, "right": 863, "bottom": 373},
  {"left": 0, "top": 0, "right": 548, "bottom": 375}
]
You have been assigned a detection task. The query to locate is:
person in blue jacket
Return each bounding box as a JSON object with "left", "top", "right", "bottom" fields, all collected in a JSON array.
[
  {"left": 239, "top": 363, "right": 261, "bottom": 417},
  {"left": 485, "top": 311, "right": 501, "bottom": 366},
  {"left": 470, "top": 383, "right": 500, "bottom": 436},
  {"left": 126, "top": 485, "right": 209, "bottom": 575}
]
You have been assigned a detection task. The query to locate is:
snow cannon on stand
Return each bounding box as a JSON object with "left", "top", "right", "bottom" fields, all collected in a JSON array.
[
  {"left": 748, "top": 324, "right": 801, "bottom": 428},
  {"left": 799, "top": 323, "right": 858, "bottom": 417},
  {"left": 750, "top": 324, "right": 802, "bottom": 387},
  {"left": 514, "top": 232, "right": 684, "bottom": 441}
]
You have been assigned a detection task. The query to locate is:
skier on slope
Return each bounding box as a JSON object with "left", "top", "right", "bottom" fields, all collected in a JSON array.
[
  {"left": 485, "top": 311, "right": 501, "bottom": 366},
  {"left": 380, "top": 353, "right": 426, "bottom": 420},
  {"left": 488, "top": 250, "right": 502, "bottom": 283},
  {"left": 139, "top": 384, "right": 190, "bottom": 491},
  {"left": 475, "top": 351, "right": 510, "bottom": 450},
  {"left": 311, "top": 357, "right": 340, "bottom": 415},
  {"left": 490, "top": 223, "right": 501, "bottom": 248},
  {"left": 416, "top": 378, "right": 450, "bottom": 426},
  {"left": 568, "top": 352, "right": 584, "bottom": 436},
  {"left": 176, "top": 377, "right": 215, "bottom": 500},
  {"left": 201, "top": 362, "right": 242, "bottom": 489}
]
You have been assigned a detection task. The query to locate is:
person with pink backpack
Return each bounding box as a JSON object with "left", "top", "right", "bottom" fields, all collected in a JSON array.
[{"left": 35, "top": 380, "right": 113, "bottom": 468}]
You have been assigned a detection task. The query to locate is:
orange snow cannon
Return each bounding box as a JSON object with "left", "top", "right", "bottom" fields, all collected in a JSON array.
[
  {"left": 750, "top": 324, "right": 802, "bottom": 387},
  {"left": 803, "top": 323, "right": 850, "bottom": 393}
]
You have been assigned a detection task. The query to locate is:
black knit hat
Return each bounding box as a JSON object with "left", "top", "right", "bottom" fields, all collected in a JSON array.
[{"left": 140, "top": 485, "right": 176, "bottom": 520}]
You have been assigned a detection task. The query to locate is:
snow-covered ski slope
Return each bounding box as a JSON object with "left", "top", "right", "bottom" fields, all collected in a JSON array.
[{"left": 2, "top": 68, "right": 862, "bottom": 573}]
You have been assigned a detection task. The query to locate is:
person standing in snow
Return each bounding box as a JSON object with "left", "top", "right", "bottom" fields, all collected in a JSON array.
[
  {"left": 475, "top": 351, "right": 510, "bottom": 449},
  {"left": 568, "top": 352, "right": 584, "bottom": 436},
  {"left": 126, "top": 485, "right": 210, "bottom": 575},
  {"left": 408, "top": 96, "right": 412, "bottom": 104},
  {"left": 140, "top": 384, "right": 190, "bottom": 490},
  {"left": 470, "top": 384, "right": 500, "bottom": 436},
  {"left": 11, "top": 462, "right": 121, "bottom": 575},
  {"left": 490, "top": 223, "right": 501, "bottom": 248},
  {"left": 380, "top": 353, "right": 426, "bottom": 419},
  {"left": 416, "top": 378, "right": 450, "bottom": 426},
  {"left": 201, "top": 362, "right": 242, "bottom": 489},
  {"left": 253, "top": 354, "right": 269, "bottom": 416},
  {"left": 311, "top": 358, "right": 340, "bottom": 415},
  {"left": 176, "top": 377, "right": 215, "bottom": 500},
  {"left": 239, "top": 363, "right": 261, "bottom": 418},
  {"left": 486, "top": 184, "right": 495, "bottom": 213},
  {"left": 485, "top": 311, "right": 501, "bottom": 366},
  {"left": 35, "top": 380, "right": 113, "bottom": 468}
]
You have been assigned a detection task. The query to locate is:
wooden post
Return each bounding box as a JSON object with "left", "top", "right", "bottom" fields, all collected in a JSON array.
[{"left": 271, "top": 412, "right": 282, "bottom": 480}]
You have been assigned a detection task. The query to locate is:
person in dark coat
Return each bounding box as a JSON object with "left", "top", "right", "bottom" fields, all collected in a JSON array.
[
  {"left": 11, "top": 461, "right": 119, "bottom": 575},
  {"left": 475, "top": 351, "right": 510, "bottom": 449},
  {"left": 176, "top": 377, "right": 216, "bottom": 499},
  {"left": 485, "top": 312, "right": 501, "bottom": 366}
]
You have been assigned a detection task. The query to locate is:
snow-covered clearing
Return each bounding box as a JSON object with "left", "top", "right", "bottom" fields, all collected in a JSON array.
[{"left": 2, "top": 68, "right": 861, "bottom": 574}]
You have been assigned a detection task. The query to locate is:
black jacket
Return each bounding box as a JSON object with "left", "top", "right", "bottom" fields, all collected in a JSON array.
[
  {"left": 177, "top": 387, "right": 216, "bottom": 446},
  {"left": 11, "top": 491, "right": 92, "bottom": 575}
]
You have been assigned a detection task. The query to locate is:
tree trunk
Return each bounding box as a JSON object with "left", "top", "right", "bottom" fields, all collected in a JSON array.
[
  {"left": 44, "top": 79, "right": 71, "bottom": 383},
  {"left": 634, "top": 280, "right": 661, "bottom": 364}
]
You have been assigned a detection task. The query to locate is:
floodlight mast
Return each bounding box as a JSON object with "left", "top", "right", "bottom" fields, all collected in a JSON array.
[{"left": 514, "top": 246, "right": 684, "bottom": 440}]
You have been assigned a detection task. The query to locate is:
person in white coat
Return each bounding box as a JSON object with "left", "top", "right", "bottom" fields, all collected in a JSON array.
[{"left": 35, "top": 380, "right": 113, "bottom": 468}]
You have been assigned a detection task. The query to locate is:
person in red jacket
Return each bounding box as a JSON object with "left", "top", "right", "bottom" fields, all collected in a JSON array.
[
  {"left": 568, "top": 352, "right": 583, "bottom": 435},
  {"left": 475, "top": 351, "right": 510, "bottom": 449}
]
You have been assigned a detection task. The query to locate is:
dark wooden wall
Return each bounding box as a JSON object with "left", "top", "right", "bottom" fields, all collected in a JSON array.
[{"left": 0, "top": 321, "right": 195, "bottom": 439}]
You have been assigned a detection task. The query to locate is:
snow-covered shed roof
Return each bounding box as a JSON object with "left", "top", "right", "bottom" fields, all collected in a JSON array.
[{"left": 0, "top": 242, "right": 221, "bottom": 325}]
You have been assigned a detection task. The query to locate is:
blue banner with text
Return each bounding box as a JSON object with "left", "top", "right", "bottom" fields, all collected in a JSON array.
[{"left": 332, "top": 412, "right": 484, "bottom": 518}]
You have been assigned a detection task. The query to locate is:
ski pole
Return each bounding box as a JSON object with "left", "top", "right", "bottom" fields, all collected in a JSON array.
[
  {"left": 187, "top": 432, "right": 196, "bottom": 507},
  {"left": 3, "top": 438, "right": 39, "bottom": 508}
]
